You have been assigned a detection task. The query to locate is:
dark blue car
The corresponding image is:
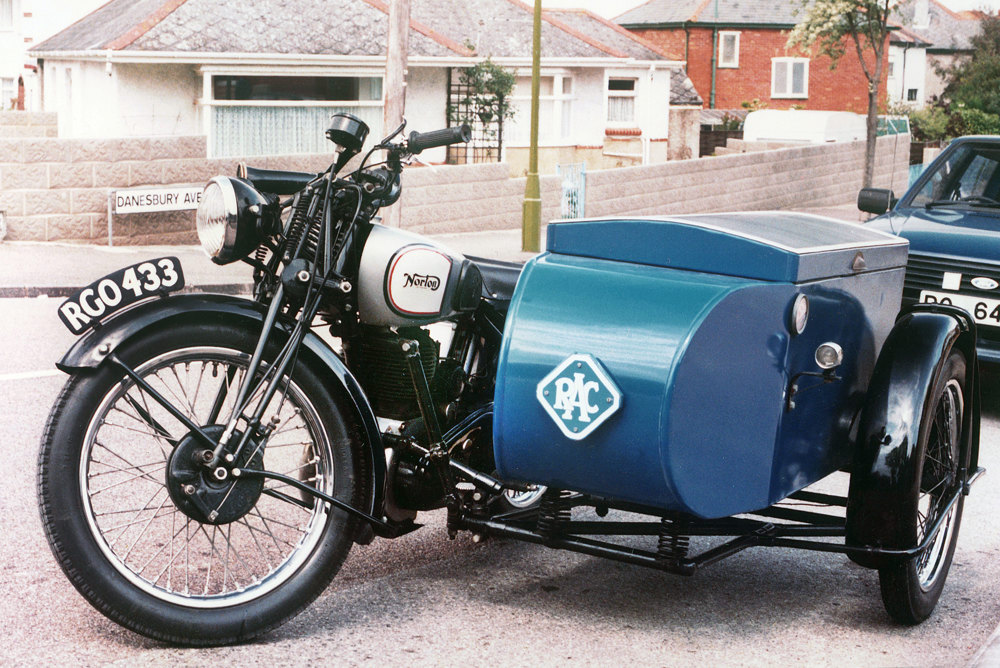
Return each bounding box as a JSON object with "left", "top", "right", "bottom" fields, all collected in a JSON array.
[{"left": 861, "top": 135, "right": 1000, "bottom": 363}]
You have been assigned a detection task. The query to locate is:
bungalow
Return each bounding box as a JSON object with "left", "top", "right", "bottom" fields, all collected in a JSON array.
[{"left": 29, "top": 0, "right": 702, "bottom": 169}]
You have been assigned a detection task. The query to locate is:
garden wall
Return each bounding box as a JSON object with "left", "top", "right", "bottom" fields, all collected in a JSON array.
[{"left": 0, "top": 132, "right": 910, "bottom": 244}]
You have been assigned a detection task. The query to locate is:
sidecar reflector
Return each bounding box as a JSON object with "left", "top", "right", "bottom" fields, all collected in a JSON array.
[{"left": 790, "top": 294, "right": 809, "bottom": 335}]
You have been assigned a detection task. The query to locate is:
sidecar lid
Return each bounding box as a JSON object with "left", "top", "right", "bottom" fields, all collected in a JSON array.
[{"left": 546, "top": 212, "right": 908, "bottom": 283}]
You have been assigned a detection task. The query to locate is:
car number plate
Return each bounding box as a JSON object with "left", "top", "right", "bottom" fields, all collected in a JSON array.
[
  {"left": 58, "top": 257, "right": 185, "bottom": 335},
  {"left": 919, "top": 290, "right": 1000, "bottom": 328}
]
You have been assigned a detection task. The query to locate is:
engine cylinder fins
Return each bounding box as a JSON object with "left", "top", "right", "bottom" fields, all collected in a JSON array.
[{"left": 352, "top": 327, "right": 439, "bottom": 420}]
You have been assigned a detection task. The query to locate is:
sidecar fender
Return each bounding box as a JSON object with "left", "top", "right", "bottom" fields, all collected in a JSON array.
[
  {"left": 57, "top": 293, "right": 386, "bottom": 529},
  {"left": 845, "top": 305, "right": 979, "bottom": 568}
]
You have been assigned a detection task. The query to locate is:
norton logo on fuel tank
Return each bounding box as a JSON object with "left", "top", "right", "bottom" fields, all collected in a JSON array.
[{"left": 402, "top": 273, "right": 441, "bottom": 290}]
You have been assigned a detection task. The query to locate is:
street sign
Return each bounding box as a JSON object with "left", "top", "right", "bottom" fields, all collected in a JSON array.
[{"left": 113, "top": 187, "right": 203, "bottom": 214}]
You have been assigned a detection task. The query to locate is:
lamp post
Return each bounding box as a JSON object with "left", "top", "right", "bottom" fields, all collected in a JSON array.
[{"left": 521, "top": 0, "right": 542, "bottom": 252}]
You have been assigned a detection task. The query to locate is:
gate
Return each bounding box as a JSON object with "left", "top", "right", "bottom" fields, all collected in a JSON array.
[{"left": 557, "top": 163, "right": 586, "bottom": 219}]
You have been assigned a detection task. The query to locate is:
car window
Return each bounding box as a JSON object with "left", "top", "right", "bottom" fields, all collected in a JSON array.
[
  {"left": 956, "top": 154, "right": 999, "bottom": 199},
  {"left": 909, "top": 144, "right": 1000, "bottom": 206}
]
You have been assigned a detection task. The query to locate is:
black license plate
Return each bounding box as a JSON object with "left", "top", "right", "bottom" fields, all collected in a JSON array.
[{"left": 58, "top": 257, "right": 185, "bottom": 334}]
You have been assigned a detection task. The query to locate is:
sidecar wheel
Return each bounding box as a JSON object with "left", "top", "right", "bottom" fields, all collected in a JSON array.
[
  {"left": 878, "top": 351, "right": 966, "bottom": 625},
  {"left": 38, "top": 321, "right": 368, "bottom": 645}
]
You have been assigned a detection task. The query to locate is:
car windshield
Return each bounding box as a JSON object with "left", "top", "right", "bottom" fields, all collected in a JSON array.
[{"left": 908, "top": 143, "right": 1000, "bottom": 209}]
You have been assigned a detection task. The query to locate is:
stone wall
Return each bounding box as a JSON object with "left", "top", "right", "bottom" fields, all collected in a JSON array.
[
  {"left": 0, "top": 136, "right": 342, "bottom": 244},
  {"left": 582, "top": 134, "right": 911, "bottom": 220},
  {"left": 0, "top": 133, "right": 910, "bottom": 244},
  {"left": 0, "top": 112, "right": 58, "bottom": 139}
]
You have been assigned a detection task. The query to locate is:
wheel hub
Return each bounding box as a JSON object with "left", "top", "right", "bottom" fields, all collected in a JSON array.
[{"left": 166, "top": 425, "right": 265, "bottom": 525}]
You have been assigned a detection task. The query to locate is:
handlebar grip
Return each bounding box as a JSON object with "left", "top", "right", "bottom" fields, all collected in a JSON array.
[{"left": 407, "top": 125, "right": 472, "bottom": 154}]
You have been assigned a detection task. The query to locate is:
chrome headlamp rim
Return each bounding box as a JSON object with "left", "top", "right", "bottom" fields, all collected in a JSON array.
[
  {"left": 196, "top": 176, "right": 239, "bottom": 260},
  {"left": 196, "top": 175, "right": 272, "bottom": 265}
]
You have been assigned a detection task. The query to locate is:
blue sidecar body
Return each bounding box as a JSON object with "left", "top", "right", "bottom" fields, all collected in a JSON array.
[{"left": 494, "top": 212, "right": 909, "bottom": 518}]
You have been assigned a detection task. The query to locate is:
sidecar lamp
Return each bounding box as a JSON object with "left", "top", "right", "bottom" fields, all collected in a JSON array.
[
  {"left": 815, "top": 342, "right": 844, "bottom": 370},
  {"left": 789, "top": 294, "right": 809, "bottom": 336}
]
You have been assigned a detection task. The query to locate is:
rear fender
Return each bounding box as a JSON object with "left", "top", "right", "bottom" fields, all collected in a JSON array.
[
  {"left": 57, "top": 293, "right": 386, "bottom": 527},
  {"left": 845, "top": 305, "right": 979, "bottom": 568}
]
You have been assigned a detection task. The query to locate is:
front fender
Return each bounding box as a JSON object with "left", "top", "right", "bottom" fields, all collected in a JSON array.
[
  {"left": 845, "top": 305, "right": 979, "bottom": 568},
  {"left": 57, "top": 293, "right": 386, "bottom": 526}
]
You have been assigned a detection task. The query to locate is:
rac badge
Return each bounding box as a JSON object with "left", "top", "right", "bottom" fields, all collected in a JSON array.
[{"left": 536, "top": 353, "right": 622, "bottom": 441}]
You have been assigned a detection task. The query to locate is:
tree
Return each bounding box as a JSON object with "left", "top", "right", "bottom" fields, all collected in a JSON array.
[
  {"left": 939, "top": 13, "right": 1000, "bottom": 118},
  {"left": 788, "top": 0, "right": 897, "bottom": 188}
]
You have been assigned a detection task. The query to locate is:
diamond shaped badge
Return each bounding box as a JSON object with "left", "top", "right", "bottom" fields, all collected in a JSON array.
[{"left": 536, "top": 353, "right": 622, "bottom": 441}]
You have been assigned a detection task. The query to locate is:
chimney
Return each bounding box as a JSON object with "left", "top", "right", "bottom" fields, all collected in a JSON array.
[{"left": 914, "top": 0, "right": 930, "bottom": 30}]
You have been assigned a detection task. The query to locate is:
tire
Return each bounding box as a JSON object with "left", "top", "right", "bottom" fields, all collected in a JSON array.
[
  {"left": 38, "top": 320, "right": 368, "bottom": 645},
  {"left": 878, "top": 350, "right": 966, "bottom": 625}
]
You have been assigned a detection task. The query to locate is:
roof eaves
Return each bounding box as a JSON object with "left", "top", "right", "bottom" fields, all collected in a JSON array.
[
  {"left": 549, "top": 8, "right": 676, "bottom": 59},
  {"left": 620, "top": 21, "right": 795, "bottom": 30},
  {"left": 358, "top": 0, "right": 474, "bottom": 57},
  {"left": 503, "top": 0, "right": 629, "bottom": 58},
  {"left": 104, "top": 0, "right": 189, "bottom": 51}
]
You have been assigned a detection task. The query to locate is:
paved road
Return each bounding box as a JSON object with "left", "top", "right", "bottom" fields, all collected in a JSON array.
[{"left": 2, "top": 296, "right": 1000, "bottom": 666}]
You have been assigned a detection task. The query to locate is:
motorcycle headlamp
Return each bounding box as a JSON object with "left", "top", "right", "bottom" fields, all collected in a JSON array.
[{"left": 196, "top": 176, "right": 273, "bottom": 265}]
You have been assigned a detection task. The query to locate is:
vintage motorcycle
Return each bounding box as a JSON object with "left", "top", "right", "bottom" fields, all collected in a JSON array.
[{"left": 40, "top": 114, "right": 983, "bottom": 646}]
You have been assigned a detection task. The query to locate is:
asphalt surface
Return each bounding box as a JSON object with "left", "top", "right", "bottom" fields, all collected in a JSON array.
[{"left": 4, "top": 204, "right": 1000, "bottom": 666}]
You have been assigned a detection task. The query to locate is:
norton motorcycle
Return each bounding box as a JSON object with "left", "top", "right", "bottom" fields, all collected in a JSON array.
[{"left": 39, "top": 114, "right": 983, "bottom": 645}]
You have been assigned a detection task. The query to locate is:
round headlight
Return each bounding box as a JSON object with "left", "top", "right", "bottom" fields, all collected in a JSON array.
[
  {"left": 196, "top": 178, "right": 234, "bottom": 260},
  {"left": 195, "top": 176, "right": 271, "bottom": 265}
]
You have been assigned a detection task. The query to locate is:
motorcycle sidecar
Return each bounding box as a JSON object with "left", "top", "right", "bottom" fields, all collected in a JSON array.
[
  {"left": 462, "top": 211, "right": 981, "bottom": 625},
  {"left": 494, "top": 212, "right": 912, "bottom": 518},
  {"left": 478, "top": 211, "right": 981, "bottom": 625}
]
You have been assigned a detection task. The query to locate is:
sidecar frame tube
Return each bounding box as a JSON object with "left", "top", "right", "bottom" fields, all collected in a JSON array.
[{"left": 458, "top": 466, "right": 982, "bottom": 577}]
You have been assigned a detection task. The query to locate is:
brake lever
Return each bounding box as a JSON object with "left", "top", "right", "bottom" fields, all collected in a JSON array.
[{"left": 408, "top": 153, "right": 438, "bottom": 172}]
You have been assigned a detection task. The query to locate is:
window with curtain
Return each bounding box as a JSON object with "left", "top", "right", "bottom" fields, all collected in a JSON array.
[
  {"left": 209, "top": 75, "right": 383, "bottom": 158},
  {"left": 771, "top": 58, "right": 808, "bottom": 99},
  {"left": 0, "top": 0, "right": 13, "bottom": 29},
  {"left": 607, "top": 78, "right": 636, "bottom": 125},
  {"left": 718, "top": 32, "right": 740, "bottom": 68},
  {"left": 508, "top": 74, "right": 574, "bottom": 145}
]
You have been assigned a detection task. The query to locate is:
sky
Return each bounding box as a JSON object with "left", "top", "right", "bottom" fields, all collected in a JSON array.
[{"left": 539, "top": 0, "right": 1000, "bottom": 19}]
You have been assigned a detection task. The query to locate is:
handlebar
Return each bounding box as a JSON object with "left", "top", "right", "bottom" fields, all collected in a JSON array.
[{"left": 407, "top": 125, "right": 472, "bottom": 154}]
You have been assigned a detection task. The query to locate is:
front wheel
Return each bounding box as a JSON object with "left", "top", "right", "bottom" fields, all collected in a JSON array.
[
  {"left": 38, "top": 321, "right": 368, "bottom": 645},
  {"left": 878, "top": 350, "right": 966, "bottom": 625}
]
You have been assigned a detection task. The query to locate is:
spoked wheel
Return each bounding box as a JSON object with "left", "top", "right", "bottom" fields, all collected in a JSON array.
[
  {"left": 879, "top": 351, "right": 966, "bottom": 625},
  {"left": 499, "top": 484, "right": 549, "bottom": 510},
  {"left": 38, "top": 321, "right": 367, "bottom": 645}
]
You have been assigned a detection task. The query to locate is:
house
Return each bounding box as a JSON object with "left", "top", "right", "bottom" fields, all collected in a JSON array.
[
  {"left": 891, "top": 0, "right": 983, "bottom": 104},
  {"left": 886, "top": 24, "right": 931, "bottom": 108},
  {"left": 28, "top": 0, "right": 703, "bottom": 170},
  {"left": 0, "top": 0, "right": 106, "bottom": 111},
  {"left": 617, "top": 0, "right": 888, "bottom": 114}
]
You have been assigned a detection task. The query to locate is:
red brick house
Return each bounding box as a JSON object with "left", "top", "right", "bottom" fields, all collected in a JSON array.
[{"left": 617, "top": 0, "right": 888, "bottom": 114}]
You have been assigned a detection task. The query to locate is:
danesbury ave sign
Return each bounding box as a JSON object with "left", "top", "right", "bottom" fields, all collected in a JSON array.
[{"left": 114, "top": 187, "right": 203, "bottom": 214}]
